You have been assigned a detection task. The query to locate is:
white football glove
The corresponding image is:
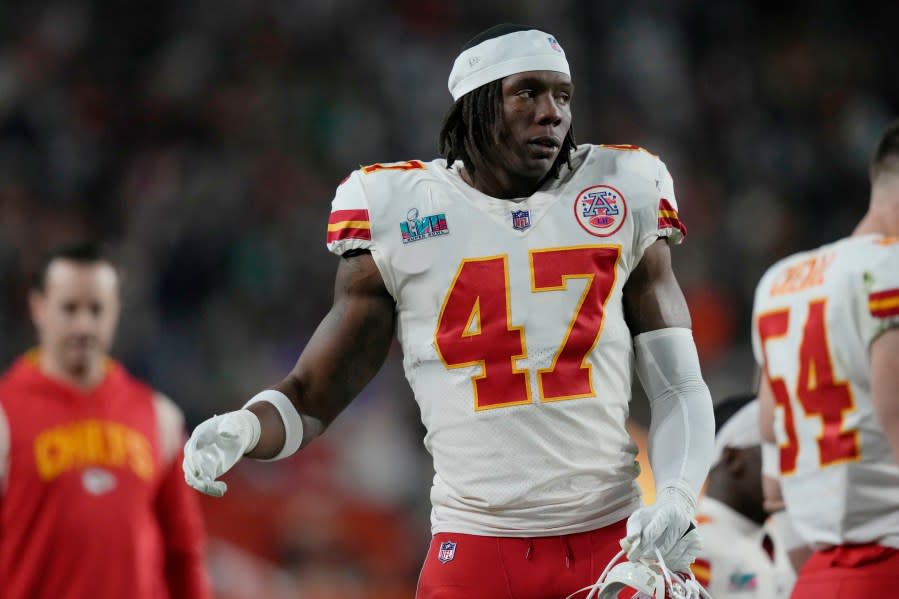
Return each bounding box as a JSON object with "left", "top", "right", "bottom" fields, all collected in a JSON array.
[
  {"left": 182, "top": 410, "right": 261, "bottom": 497},
  {"left": 622, "top": 486, "right": 701, "bottom": 572}
]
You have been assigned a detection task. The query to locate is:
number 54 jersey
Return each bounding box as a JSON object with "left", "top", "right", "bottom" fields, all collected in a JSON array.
[
  {"left": 326, "top": 144, "right": 686, "bottom": 536},
  {"left": 752, "top": 235, "right": 899, "bottom": 549}
]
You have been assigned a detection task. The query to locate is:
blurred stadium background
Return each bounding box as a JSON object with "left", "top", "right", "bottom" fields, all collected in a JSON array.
[{"left": 0, "top": 1, "right": 896, "bottom": 597}]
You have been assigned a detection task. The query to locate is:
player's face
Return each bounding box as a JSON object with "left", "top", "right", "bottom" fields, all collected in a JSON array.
[
  {"left": 30, "top": 260, "right": 121, "bottom": 378},
  {"left": 495, "top": 70, "right": 573, "bottom": 181},
  {"left": 738, "top": 446, "right": 767, "bottom": 523}
]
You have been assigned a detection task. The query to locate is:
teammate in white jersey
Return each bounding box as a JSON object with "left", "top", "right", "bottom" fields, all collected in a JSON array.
[
  {"left": 752, "top": 120, "right": 899, "bottom": 599},
  {"left": 692, "top": 395, "right": 796, "bottom": 599},
  {"left": 181, "top": 24, "right": 715, "bottom": 598}
]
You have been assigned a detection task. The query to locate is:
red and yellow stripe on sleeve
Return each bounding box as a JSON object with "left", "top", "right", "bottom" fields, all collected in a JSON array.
[
  {"left": 869, "top": 288, "right": 899, "bottom": 318},
  {"left": 691, "top": 557, "right": 711, "bottom": 588},
  {"left": 327, "top": 209, "right": 371, "bottom": 243},
  {"left": 658, "top": 198, "right": 687, "bottom": 237}
]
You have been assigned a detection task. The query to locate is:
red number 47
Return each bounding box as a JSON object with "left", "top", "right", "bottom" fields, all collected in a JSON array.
[{"left": 434, "top": 245, "right": 621, "bottom": 410}]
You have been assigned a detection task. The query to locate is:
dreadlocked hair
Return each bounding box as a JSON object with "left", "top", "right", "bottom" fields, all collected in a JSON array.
[{"left": 438, "top": 80, "right": 577, "bottom": 182}]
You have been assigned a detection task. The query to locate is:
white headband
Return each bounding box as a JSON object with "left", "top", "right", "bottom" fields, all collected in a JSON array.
[
  {"left": 712, "top": 399, "right": 761, "bottom": 467},
  {"left": 448, "top": 29, "right": 570, "bottom": 101}
]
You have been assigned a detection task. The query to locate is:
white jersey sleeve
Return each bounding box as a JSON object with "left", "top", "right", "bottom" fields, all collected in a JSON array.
[
  {"left": 620, "top": 147, "right": 687, "bottom": 260},
  {"left": 325, "top": 170, "right": 374, "bottom": 256},
  {"left": 858, "top": 239, "right": 899, "bottom": 346}
]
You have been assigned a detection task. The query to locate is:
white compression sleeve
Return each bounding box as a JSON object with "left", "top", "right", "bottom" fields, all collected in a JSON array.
[{"left": 634, "top": 327, "right": 715, "bottom": 504}]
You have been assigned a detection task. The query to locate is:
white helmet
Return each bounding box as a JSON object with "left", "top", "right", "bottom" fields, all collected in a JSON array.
[{"left": 566, "top": 549, "right": 713, "bottom": 599}]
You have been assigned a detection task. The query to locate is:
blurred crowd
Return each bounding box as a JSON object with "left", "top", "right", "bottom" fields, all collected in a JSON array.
[{"left": 0, "top": 0, "right": 896, "bottom": 596}]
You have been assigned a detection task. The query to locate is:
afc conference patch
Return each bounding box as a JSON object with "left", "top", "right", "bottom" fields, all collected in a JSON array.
[
  {"left": 437, "top": 541, "right": 457, "bottom": 564},
  {"left": 573, "top": 184, "right": 627, "bottom": 237},
  {"left": 511, "top": 209, "right": 531, "bottom": 231}
]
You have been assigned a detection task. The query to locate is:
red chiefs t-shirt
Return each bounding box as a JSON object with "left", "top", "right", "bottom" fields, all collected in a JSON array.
[{"left": 0, "top": 354, "right": 211, "bottom": 599}]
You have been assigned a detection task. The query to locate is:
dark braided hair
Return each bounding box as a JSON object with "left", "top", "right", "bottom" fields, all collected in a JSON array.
[{"left": 438, "top": 24, "right": 577, "bottom": 182}]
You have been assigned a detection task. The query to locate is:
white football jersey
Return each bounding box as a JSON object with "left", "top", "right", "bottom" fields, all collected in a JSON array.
[
  {"left": 752, "top": 234, "right": 899, "bottom": 549},
  {"left": 693, "top": 497, "right": 795, "bottom": 599},
  {"left": 327, "top": 144, "right": 686, "bottom": 535}
]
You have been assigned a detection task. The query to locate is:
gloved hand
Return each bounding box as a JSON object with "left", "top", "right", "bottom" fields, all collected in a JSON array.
[
  {"left": 622, "top": 485, "right": 701, "bottom": 572},
  {"left": 182, "top": 410, "right": 261, "bottom": 497}
]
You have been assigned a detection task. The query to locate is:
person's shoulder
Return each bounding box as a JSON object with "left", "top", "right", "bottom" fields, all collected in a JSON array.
[
  {"left": 779, "top": 235, "right": 899, "bottom": 290},
  {"left": 332, "top": 158, "right": 444, "bottom": 218},
  {"left": 583, "top": 143, "right": 668, "bottom": 180},
  {"left": 839, "top": 235, "right": 899, "bottom": 309},
  {"left": 152, "top": 391, "right": 186, "bottom": 460},
  {"left": 341, "top": 158, "right": 441, "bottom": 194},
  {"left": 106, "top": 360, "right": 158, "bottom": 398},
  {"left": 755, "top": 241, "right": 826, "bottom": 292},
  {"left": 0, "top": 354, "right": 40, "bottom": 396},
  {"left": 837, "top": 234, "right": 899, "bottom": 273}
]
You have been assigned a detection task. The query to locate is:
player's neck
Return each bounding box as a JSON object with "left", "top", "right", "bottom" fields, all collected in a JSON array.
[
  {"left": 853, "top": 207, "right": 899, "bottom": 238},
  {"left": 855, "top": 181, "right": 899, "bottom": 237},
  {"left": 39, "top": 352, "right": 106, "bottom": 391},
  {"left": 461, "top": 165, "right": 545, "bottom": 199}
]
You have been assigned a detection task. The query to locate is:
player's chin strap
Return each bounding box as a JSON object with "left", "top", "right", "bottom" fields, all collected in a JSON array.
[{"left": 565, "top": 541, "right": 713, "bottom": 599}]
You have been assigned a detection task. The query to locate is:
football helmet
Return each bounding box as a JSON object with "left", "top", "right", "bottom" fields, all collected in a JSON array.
[{"left": 566, "top": 548, "right": 713, "bottom": 599}]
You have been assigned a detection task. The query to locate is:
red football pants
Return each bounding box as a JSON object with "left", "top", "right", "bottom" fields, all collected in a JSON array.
[
  {"left": 416, "top": 519, "right": 630, "bottom": 599},
  {"left": 790, "top": 543, "right": 899, "bottom": 599}
]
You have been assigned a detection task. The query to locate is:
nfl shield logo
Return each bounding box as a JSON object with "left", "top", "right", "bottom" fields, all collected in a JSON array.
[
  {"left": 437, "top": 541, "right": 457, "bottom": 563},
  {"left": 511, "top": 209, "right": 531, "bottom": 231}
]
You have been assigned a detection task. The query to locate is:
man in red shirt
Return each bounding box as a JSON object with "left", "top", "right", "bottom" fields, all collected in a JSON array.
[{"left": 0, "top": 241, "right": 212, "bottom": 599}]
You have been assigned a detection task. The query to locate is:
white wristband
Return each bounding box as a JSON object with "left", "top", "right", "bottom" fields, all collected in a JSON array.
[
  {"left": 234, "top": 409, "right": 262, "bottom": 454},
  {"left": 243, "top": 389, "right": 304, "bottom": 461}
]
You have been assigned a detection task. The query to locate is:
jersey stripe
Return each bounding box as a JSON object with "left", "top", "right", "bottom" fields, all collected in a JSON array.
[
  {"left": 869, "top": 288, "right": 899, "bottom": 318},
  {"left": 658, "top": 215, "right": 687, "bottom": 236},
  {"left": 326, "top": 209, "right": 372, "bottom": 243},
  {"left": 328, "top": 209, "right": 370, "bottom": 225},
  {"left": 658, "top": 199, "right": 688, "bottom": 237},
  {"left": 327, "top": 226, "right": 372, "bottom": 243},
  {"left": 327, "top": 220, "right": 371, "bottom": 232},
  {"left": 691, "top": 558, "right": 711, "bottom": 587}
]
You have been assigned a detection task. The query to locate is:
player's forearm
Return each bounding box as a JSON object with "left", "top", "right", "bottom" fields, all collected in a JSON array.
[
  {"left": 241, "top": 377, "right": 326, "bottom": 459},
  {"left": 635, "top": 327, "right": 715, "bottom": 502}
]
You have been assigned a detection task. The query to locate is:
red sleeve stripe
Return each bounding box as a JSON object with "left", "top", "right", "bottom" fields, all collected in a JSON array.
[
  {"left": 659, "top": 198, "right": 677, "bottom": 213},
  {"left": 326, "top": 209, "right": 372, "bottom": 243},
  {"left": 328, "top": 209, "right": 369, "bottom": 225},
  {"left": 326, "top": 226, "right": 372, "bottom": 244},
  {"left": 691, "top": 559, "right": 711, "bottom": 587},
  {"left": 869, "top": 288, "right": 899, "bottom": 317},
  {"left": 657, "top": 198, "right": 687, "bottom": 236},
  {"left": 658, "top": 215, "right": 688, "bottom": 237}
]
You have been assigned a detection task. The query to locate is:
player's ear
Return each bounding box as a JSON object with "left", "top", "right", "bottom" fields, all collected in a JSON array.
[
  {"left": 721, "top": 446, "right": 745, "bottom": 476},
  {"left": 28, "top": 288, "right": 46, "bottom": 330}
]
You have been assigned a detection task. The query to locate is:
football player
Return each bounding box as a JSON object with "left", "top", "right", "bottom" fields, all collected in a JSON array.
[
  {"left": 183, "top": 24, "right": 715, "bottom": 598},
  {"left": 752, "top": 119, "right": 899, "bottom": 598},
  {"left": 692, "top": 395, "right": 796, "bottom": 598}
]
